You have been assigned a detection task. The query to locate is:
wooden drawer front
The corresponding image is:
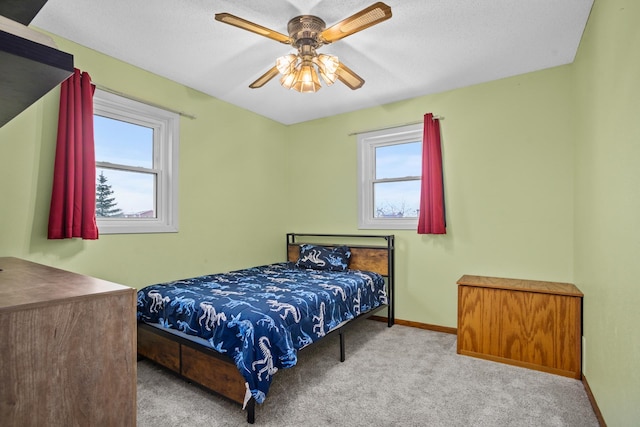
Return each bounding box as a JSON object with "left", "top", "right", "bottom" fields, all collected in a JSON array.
[
  {"left": 2, "top": 294, "right": 136, "bottom": 426},
  {"left": 458, "top": 285, "right": 582, "bottom": 378},
  {"left": 137, "top": 326, "right": 180, "bottom": 373},
  {"left": 181, "top": 345, "right": 247, "bottom": 404}
]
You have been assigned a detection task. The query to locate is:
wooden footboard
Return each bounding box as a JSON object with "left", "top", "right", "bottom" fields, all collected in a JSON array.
[{"left": 137, "top": 322, "right": 256, "bottom": 422}]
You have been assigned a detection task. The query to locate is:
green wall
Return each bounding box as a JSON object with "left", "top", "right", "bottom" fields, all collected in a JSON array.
[
  {"left": 286, "top": 66, "right": 575, "bottom": 328},
  {"left": 572, "top": 0, "right": 640, "bottom": 424},
  {"left": 0, "top": 0, "right": 637, "bottom": 422},
  {"left": 0, "top": 36, "right": 290, "bottom": 287}
]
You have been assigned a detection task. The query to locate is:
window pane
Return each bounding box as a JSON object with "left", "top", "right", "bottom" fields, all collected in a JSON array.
[
  {"left": 94, "top": 115, "right": 153, "bottom": 168},
  {"left": 374, "top": 180, "right": 421, "bottom": 218},
  {"left": 96, "top": 168, "right": 156, "bottom": 218},
  {"left": 375, "top": 141, "right": 421, "bottom": 179}
]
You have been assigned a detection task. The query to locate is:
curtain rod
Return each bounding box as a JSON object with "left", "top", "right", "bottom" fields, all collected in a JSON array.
[
  {"left": 347, "top": 116, "right": 443, "bottom": 136},
  {"left": 93, "top": 84, "right": 197, "bottom": 120}
]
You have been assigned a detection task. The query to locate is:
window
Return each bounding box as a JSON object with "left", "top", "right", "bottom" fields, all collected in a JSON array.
[
  {"left": 357, "top": 123, "right": 422, "bottom": 229},
  {"left": 93, "top": 89, "right": 179, "bottom": 234}
]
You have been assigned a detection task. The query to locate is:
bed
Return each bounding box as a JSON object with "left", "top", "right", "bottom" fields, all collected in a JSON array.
[{"left": 136, "top": 233, "right": 395, "bottom": 423}]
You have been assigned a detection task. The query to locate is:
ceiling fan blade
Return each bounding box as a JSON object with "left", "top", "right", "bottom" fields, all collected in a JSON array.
[
  {"left": 215, "top": 13, "right": 291, "bottom": 44},
  {"left": 249, "top": 66, "right": 280, "bottom": 89},
  {"left": 320, "top": 2, "right": 392, "bottom": 43},
  {"left": 336, "top": 62, "right": 365, "bottom": 90}
]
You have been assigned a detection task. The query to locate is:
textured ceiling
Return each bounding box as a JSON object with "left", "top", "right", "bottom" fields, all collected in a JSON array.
[{"left": 31, "top": 0, "right": 594, "bottom": 125}]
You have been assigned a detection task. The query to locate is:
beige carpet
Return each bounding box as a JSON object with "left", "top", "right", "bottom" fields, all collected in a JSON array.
[{"left": 137, "top": 320, "right": 599, "bottom": 426}]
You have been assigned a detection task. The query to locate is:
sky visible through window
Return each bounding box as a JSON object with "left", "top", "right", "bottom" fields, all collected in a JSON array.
[
  {"left": 375, "top": 141, "right": 421, "bottom": 218},
  {"left": 94, "top": 115, "right": 155, "bottom": 215}
]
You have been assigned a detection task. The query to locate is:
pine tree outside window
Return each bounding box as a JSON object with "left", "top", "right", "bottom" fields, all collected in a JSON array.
[{"left": 96, "top": 171, "right": 123, "bottom": 217}]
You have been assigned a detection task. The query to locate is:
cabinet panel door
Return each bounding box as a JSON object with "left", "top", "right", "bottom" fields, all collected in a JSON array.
[
  {"left": 457, "top": 282, "right": 581, "bottom": 379},
  {"left": 1, "top": 292, "right": 136, "bottom": 426}
]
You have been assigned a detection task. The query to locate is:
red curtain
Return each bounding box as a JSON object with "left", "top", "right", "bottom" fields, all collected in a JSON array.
[
  {"left": 48, "top": 68, "right": 99, "bottom": 240},
  {"left": 417, "top": 113, "right": 446, "bottom": 234}
]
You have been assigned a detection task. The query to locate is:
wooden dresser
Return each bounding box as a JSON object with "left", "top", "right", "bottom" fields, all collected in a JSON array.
[
  {"left": 0, "top": 257, "right": 137, "bottom": 426},
  {"left": 457, "top": 274, "right": 583, "bottom": 379}
]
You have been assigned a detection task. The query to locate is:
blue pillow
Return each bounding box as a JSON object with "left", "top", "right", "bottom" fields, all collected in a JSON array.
[{"left": 295, "top": 244, "right": 352, "bottom": 271}]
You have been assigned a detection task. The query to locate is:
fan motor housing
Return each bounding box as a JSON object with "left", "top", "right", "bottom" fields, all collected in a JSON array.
[{"left": 287, "top": 15, "right": 326, "bottom": 48}]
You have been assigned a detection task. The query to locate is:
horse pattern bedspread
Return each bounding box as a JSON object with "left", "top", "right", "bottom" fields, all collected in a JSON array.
[{"left": 137, "top": 262, "right": 386, "bottom": 404}]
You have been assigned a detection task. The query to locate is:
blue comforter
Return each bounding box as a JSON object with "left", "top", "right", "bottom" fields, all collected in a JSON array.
[{"left": 137, "top": 262, "right": 386, "bottom": 404}]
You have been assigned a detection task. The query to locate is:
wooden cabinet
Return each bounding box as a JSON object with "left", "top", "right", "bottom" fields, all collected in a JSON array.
[
  {"left": 457, "top": 275, "right": 583, "bottom": 379},
  {"left": 0, "top": 257, "right": 137, "bottom": 426}
]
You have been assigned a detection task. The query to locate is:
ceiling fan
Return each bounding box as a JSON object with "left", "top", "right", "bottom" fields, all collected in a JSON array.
[{"left": 214, "top": 2, "right": 392, "bottom": 93}]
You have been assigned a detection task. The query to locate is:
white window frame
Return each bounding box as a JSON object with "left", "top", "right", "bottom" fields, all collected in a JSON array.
[
  {"left": 357, "top": 123, "right": 422, "bottom": 230},
  {"left": 93, "top": 89, "right": 179, "bottom": 234}
]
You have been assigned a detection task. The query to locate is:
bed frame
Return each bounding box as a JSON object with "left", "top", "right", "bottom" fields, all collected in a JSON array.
[{"left": 137, "top": 233, "right": 395, "bottom": 423}]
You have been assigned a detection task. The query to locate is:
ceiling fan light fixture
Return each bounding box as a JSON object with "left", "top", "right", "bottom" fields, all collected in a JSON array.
[
  {"left": 276, "top": 54, "right": 298, "bottom": 75},
  {"left": 314, "top": 54, "right": 339, "bottom": 85},
  {"left": 277, "top": 54, "right": 299, "bottom": 89},
  {"left": 317, "top": 68, "right": 337, "bottom": 86},
  {"left": 291, "top": 60, "right": 321, "bottom": 93},
  {"left": 280, "top": 69, "right": 298, "bottom": 89},
  {"left": 316, "top": 54, "right": 339, "bottom": 74}
]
